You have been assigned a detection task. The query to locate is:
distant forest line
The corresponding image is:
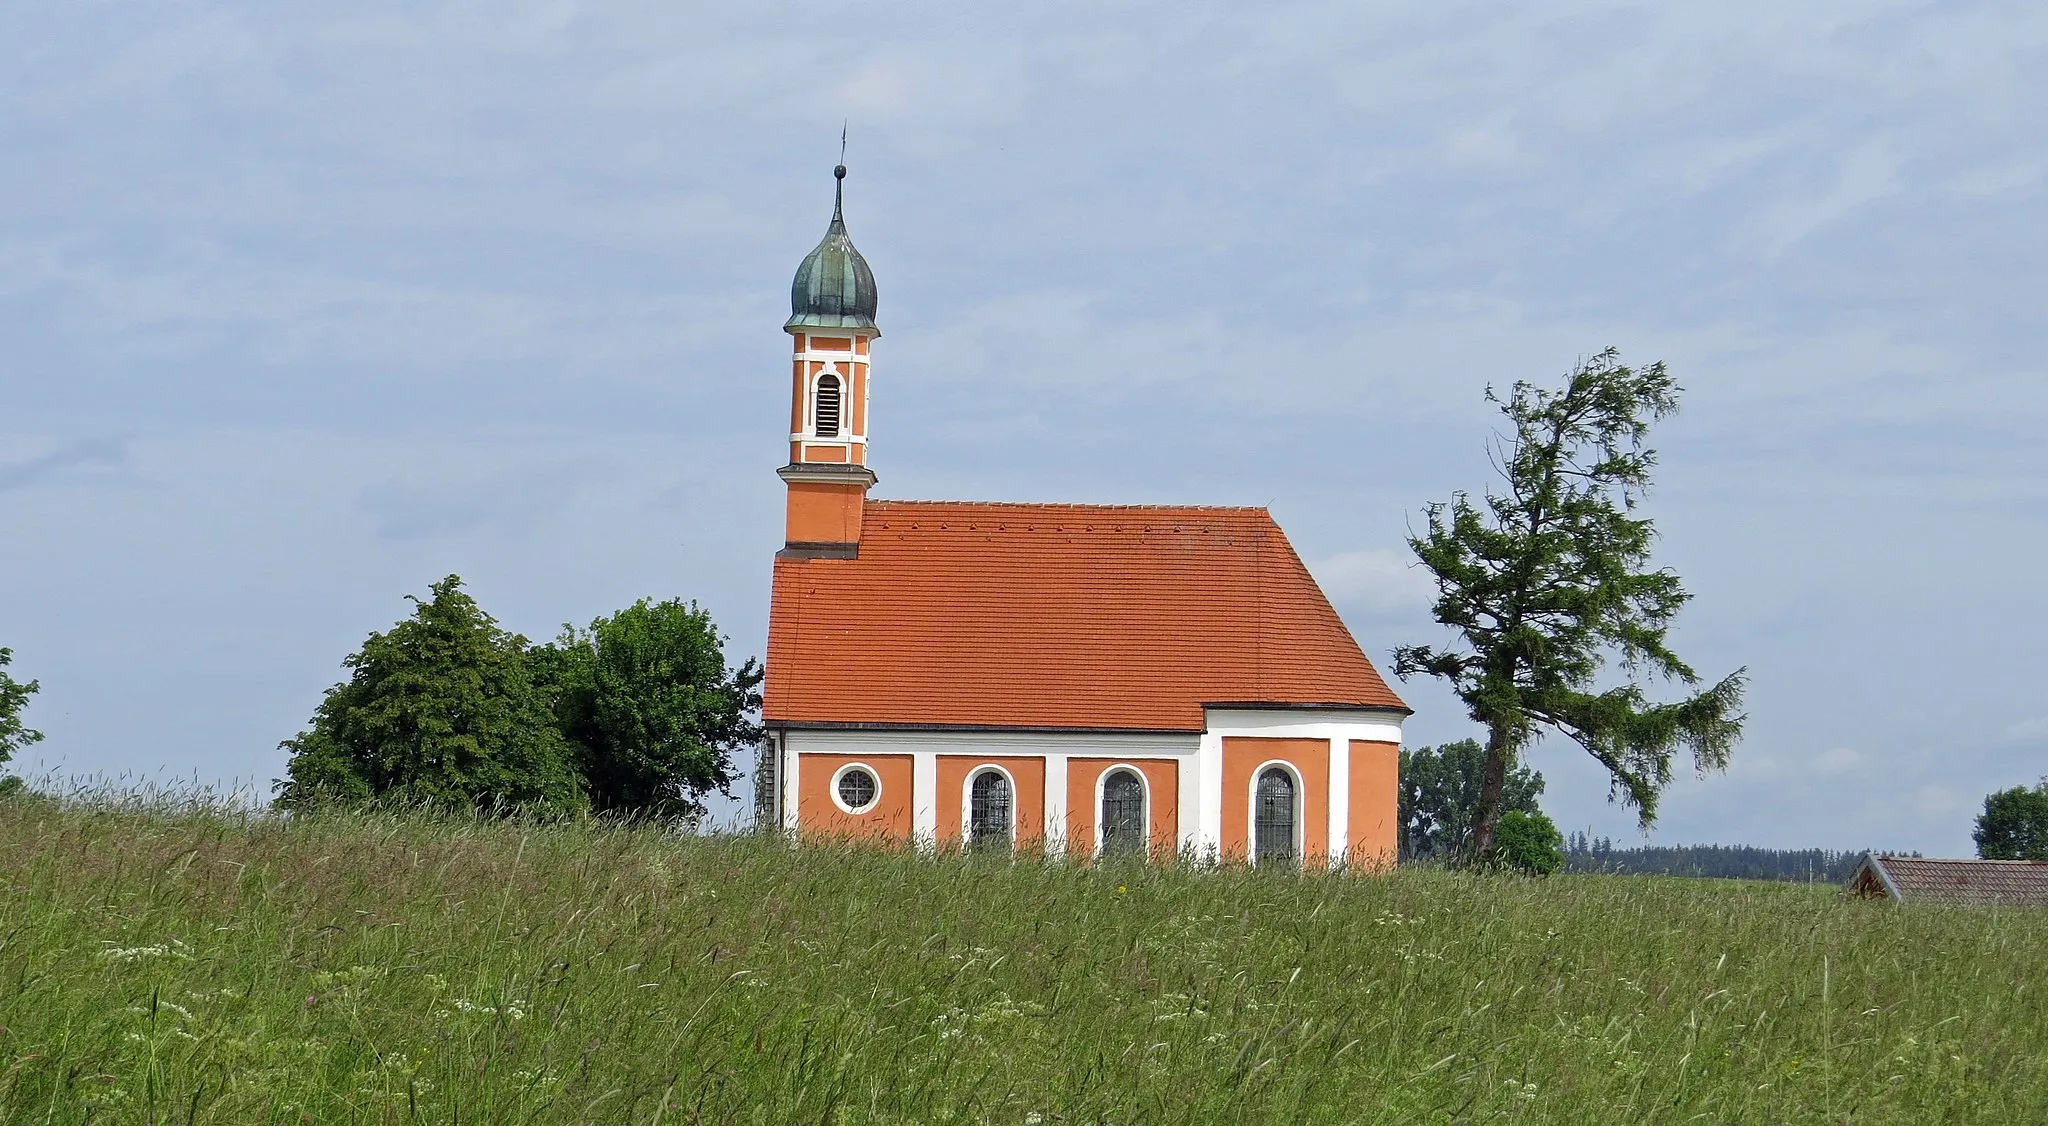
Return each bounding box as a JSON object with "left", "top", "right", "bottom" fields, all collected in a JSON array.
[{"left": 1563, "top": 833, "right": 1893, "bottom": 883}]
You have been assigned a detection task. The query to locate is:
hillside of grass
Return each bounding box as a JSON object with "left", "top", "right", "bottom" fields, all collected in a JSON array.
[{"left": 1, "top": 799, "right": 2041, "bottom": 1124}]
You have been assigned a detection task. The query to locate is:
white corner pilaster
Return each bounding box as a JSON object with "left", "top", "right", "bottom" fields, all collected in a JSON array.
[
  {"left": 780, "top": 734, "right": 800, "bottom": 832},
  {"left": 912, "top": 749, "right": 938, "bottom": 844},
  {"left": 1043, "top": 752, "right": 1069, "bottom": 855},
  {"left": 1196, "top": 730, "right": 1225, "bottom": 861},
  {"left": 1178, "top": 750, "right": 1200, "bottom": 858},
  {"left": 1327, "top": 736, "right": 1349, "bottom": 865}
]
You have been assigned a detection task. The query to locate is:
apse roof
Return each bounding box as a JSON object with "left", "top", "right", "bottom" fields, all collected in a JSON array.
[{"left": 764, "top": 501, "right": 1408, "bottom": 731}]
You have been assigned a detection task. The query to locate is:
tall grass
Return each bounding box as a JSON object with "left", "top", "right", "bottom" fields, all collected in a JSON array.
[{"left": 0, "top": 796, "right": 2040, "bottom": 1124}]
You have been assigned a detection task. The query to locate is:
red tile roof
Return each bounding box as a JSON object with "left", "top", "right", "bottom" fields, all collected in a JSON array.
[
  {"left": 1852, "top": 855, "right": 2048, "bottom": 907},
  {"left": 765, "top": 501, "right": 1407, "bottom": 731}
]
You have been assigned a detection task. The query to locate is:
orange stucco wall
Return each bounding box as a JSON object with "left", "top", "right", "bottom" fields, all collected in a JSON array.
[
  {"left": 1220, "top": 737, "right": 1330, "bottom": 865},
  {"left": 1348, "top": 740, "right": 1399, "bottom": 871},
  {"left": 935, "top": 755, "right": 1046, "bottom": 849},
  {"left": 810, "top": 336, "right": 853, "bottom": 351},
  {"left": 795, "top": 753, "right": 914, "bottom": 840},
  {"left": 1065, "top": 758, "right": 1179, "bottom": 859},
  {"left": 784, "top": 480, "right": 865, "bottom": 544}
]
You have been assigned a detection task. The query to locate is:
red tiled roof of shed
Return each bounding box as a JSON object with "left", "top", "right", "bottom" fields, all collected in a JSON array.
[
  {"left": 1853, "top": 855, "right": 2048, "bottom": 906},
  {"left": 765, "top": 501, "right": 1407, "bottom": 731}
]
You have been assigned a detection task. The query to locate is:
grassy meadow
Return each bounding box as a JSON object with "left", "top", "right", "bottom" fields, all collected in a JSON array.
[{"left": 0, "top": 797, "right": 2042, "bottom": 1124}]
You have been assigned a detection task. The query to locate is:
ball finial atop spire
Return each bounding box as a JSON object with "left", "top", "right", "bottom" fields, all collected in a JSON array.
[{"left": 834, "top": 164, "right": 847, "bottom": 180}]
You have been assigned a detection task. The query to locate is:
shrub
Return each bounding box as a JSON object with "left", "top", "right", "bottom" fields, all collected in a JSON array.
[{"left": 1492, "top": 808, "right": 1565, "bottom": 875}]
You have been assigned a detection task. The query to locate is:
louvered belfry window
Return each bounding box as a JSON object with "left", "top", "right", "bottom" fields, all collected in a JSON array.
[
  {"left": 1255, "top": 767, "right": 1298, "bottom": 868},
  {"left": 969, "top": 771, "right": 1012, "bottom": 849},
  {"left": 814, "top": 373, "right": 843, "bottom": 438},
  {"left": 1100, "top": 769, "right": 1146, "bottom": 858}
]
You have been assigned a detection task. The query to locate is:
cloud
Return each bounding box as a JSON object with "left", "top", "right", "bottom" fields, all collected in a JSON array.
[
  {"left": 1814, "top": 746, "right": 1862, "bottom": 775},
  {"left": 1998, "top": 717, "right": 2048, "bottom": 746},
  {"left": 1752, "top": 138, "right": 1904, "bottom": 257},
  {"left": 1307, "top": 548, "right": 1435, "bottom": 617},
  {"left": 0, "top": 438, "right": 128, "bottom": 492},
  {"left": 355, "top": 463, "right": 587, "bottom": 541},
  {"left": 1913, "top": 785, "right": 1966, "bottom": 819},
  {"left": 1945, "top": 160, "right": 2043, "bottom": 198}
]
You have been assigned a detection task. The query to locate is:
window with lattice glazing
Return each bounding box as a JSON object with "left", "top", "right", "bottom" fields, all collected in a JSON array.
[
  {"left": 1255, "top": 767, "right": 1298, "bottom": 868},
  {"left": 969, "top": 771, "right": 1012, "bottom": 849},
  {"left": 1100, "top": 769, "right": 1146, "bottom": 858},
  {"left": 837, "top": 767, "right": 876, "bottom": 812}
]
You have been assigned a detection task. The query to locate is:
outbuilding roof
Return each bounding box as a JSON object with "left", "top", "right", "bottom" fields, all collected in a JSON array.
[
  {"left": 764, "top": 501, "right": 1408, "bottom": 731},
  {"left": 1849, "top": 854, "right": 2048, "bottom": 907}
]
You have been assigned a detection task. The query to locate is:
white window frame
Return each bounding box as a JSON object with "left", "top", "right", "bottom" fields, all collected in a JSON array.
[
  {"left": 812, "top": 368, "right": 845, "bottom": 439},
  {"left": 1248, "top": 759, "right": 1304, "bottom": 868},
  {"left": 1094, "top": 763, "right": 1152, "bottom": 858},
  {"left": 829, "top": 761, "right": 882, "bottom": 815},
  {"left": 962, "top": 764, "right": 1019, "bottom": 846}
]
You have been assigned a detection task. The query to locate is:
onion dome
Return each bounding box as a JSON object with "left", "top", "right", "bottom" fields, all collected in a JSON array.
[{"left": 786, "top": 165, "right": 879, "bottom": 335}]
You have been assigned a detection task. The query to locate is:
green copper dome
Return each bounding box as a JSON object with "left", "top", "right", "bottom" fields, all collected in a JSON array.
[{"left": 786, "top": 166, "right": 879, "bottom": 336}]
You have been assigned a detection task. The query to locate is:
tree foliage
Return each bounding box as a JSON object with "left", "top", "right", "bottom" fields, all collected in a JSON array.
[
  {"left": 1393, "top": 349, "right": 1745, "bottom": 860},
  {"left": 0, "top": 647, "right": 42, "bottom": 782},
  {"left": 1974, "top": 781, "right": 2048, "bottom": 861},
  {"left": 1398, "top": 739, "right": 1545, "bottom": 862},
  {"left": 538, "top": 598, "right": 763, "bottom": 819},
  {"left": 276, "top": 580, "right": 761, "bottom": 821},
  {"left": 1491, "top": 809, "right": 1565, "bottom": 875},
  {"left": 274, "top": 577, "right": 584, "bottom": 815},
  {"left": 1565, "top": 835, "right": 1872, "bottom": 882}
]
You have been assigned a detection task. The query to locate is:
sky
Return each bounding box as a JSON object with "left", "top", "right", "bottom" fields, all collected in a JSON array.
[{"left": 2, "top": 0, "right": 2044, "bottom": 854}]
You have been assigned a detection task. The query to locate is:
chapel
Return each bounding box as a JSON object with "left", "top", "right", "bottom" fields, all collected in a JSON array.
[{"left": 755, "top": 167, "right": 1411, "bottom": 867}]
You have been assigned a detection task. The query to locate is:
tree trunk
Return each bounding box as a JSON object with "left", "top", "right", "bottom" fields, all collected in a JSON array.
[{"left": 1466, "top": 722, "right": 1514, "bottom": 865}]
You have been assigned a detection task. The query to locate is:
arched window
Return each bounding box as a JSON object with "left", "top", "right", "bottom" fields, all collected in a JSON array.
[
  {"left": 814, "top": 373, "right": 842, "bottom": 438},
  {"left": 1254, "top": 766, "right": 1298, "bottom": 868},
  {"left": 968, "top": 770, "right": 1013, "bottom": 850},
  {"left": 1100, "top": 769, "right": 1146, "bottom": 858}
]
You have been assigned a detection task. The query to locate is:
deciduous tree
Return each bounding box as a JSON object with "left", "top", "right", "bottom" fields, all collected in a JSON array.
[
  {"left": 1394, "top": 349, "right": 1745, "bottom": 862},
  {"left": 1974, "top": 781, "right": 2048, "bottom": 860},
  {"left": 1398, "top": 739, "right": 1545, "bottom": 862},
  {"left": 539, "top": 599, "right": 763, "bottom": 819},
  {"left": 0, "top": 647, "right": 41, "bottom": 788},
  {"left": 274, "top": 576, "right": 583, "bottom": 814}
]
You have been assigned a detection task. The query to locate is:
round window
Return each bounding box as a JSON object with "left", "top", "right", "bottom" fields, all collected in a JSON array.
[{"left": 836, "top": 767, "right": 878, "bottom": 812}]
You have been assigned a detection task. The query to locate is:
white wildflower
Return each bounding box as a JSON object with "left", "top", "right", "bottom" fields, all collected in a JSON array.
[{"left": 98, "top": 939, "right": 193, "bottom": 964}]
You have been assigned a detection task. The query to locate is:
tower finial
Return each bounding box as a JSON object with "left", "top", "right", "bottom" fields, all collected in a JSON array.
[
  {"left": 833, "top": 123, "right": 849, "bottom": 220},
  {"left": 788, "top": 141, "right": 876, "bottom": 335}
]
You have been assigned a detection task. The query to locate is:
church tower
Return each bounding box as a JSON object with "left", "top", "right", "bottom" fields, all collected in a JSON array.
[{"left": 778, "top": 165, "right": 878, "bottom": 559}]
